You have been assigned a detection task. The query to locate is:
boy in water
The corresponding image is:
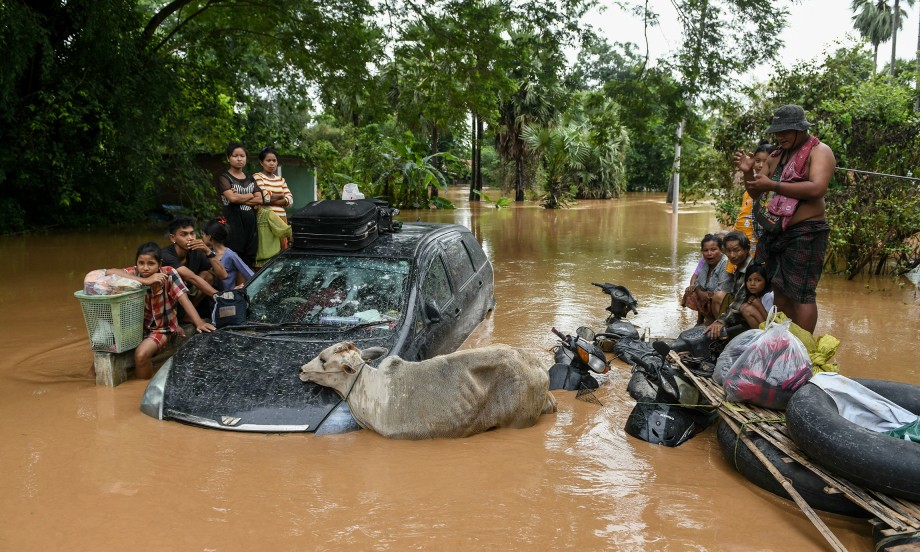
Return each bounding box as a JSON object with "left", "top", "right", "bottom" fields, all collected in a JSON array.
[{"left": 107, "top": 243, "right": 215, "bottom": 378}]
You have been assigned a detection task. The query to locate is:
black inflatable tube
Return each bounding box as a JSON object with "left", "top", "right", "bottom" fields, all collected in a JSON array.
[
  {"left": 873, "top": 525, "right": 920, "bottom": 551},
  {"left": 786, "top": 378, "right": 920, "bottom": 502},
  {"left": 715, "top": 420, "right": 869, "bottom": 518}
]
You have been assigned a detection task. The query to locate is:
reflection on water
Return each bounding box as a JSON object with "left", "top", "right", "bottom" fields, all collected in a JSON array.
[{"left": 1, "top": 190, "right": 916, "bottom": 550}]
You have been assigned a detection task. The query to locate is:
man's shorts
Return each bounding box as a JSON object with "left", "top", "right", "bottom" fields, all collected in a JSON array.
[{"left": 759, "top": 220, "right": 830, "bottom": 304}]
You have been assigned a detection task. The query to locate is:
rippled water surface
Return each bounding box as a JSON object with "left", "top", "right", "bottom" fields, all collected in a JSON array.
[{"left": 1, "top": 191, "right": 917, "bottom": 551}]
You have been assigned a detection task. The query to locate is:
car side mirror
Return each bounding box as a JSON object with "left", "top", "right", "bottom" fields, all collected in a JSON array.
[{"left": 424, "top": 300, "right": 442, "bottom": 323}]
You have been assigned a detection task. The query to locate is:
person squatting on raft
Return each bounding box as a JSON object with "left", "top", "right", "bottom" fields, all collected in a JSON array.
[
  {"left": 683, "top": 233, "right": 732, "bottom": 324},
  {"left": 106, "top": 243, "right": 215, "bottom": 378},
  {"left": 733, "top": 105, "right": 834, "bottom": 334},
  {"left": 706, "top": 231, "right": 753, "bottom": 339},
  {"left": 740, "top": 261, "right": 773, "bottom": 328}
]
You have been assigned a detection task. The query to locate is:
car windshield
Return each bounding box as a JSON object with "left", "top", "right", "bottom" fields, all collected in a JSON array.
[{"left": 246, "top": 255, "right": 411, "bottom": 327}]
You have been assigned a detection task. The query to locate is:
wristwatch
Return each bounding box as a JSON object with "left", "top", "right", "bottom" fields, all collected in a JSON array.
[{"left": 207, "top": 249, "right": 217, "bottom": 259}]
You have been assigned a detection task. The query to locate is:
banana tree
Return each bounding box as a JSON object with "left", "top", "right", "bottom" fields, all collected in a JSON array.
[{"left": 376, "top": 131, "right": 457, "bottom": 209}]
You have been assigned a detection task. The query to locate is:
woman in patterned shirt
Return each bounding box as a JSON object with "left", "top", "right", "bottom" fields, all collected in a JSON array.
[{"left": 253, "top": 146, "right": 295, "bottom": 223}]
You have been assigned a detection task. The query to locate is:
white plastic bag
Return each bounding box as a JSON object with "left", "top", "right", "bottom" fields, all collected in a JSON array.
[
  {"left": 714, "top": 329, "right": 762, "bottom": 386},
  {"left": 723, "top": 315, "right": 813, "bottom": 410},
  {"left": 83, "top": 270, "right": 143, "bottom": 295},
  {"left": 91, "top": 319, "right": 115, "bottom": 348},
  {"left": 342, "top": 183, "right": 365, "bottom": 200}
]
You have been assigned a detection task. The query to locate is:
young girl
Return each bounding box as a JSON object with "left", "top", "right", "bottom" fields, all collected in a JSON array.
[
  {"left": 216, "top": 142, "right": 265, "bottom": 269},
  {"left": 740, "top": 262, "right": 773, "bottom": 328},
  {"left": 202, "top": 219, "right": 254, "bottom": 290},
  {"left": 107, "top": 243, "right": 215, "bottom": 378}
]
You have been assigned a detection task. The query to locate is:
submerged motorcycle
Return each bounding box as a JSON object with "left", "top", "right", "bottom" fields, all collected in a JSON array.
[
  {"left": 548, "top": 327, "right": 610, "bottom": 391},
  {"left": 623, "top": 341, "right": 715, "bottom": 447},
  {"left": 592, "top": 282, "right": 641, "bottom": 346},
  {"left": 590, "top": 282, "right": 722, "bottom": 446}
]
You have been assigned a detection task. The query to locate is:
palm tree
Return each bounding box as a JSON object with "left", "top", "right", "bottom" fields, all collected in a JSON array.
[
  {"left": 888, "top": 0, "right": 917, "bottom": 76},
  {"left": 851, "top": 0, "right": 895, "bottom": 69},
  {"left": 520, "top": 123, "right": 590, "bottom": 209}
]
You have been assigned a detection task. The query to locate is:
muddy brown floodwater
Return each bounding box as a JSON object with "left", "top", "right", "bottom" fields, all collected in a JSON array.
[{"left": 1, "top": 191, "right": 917, "bottom": 551}]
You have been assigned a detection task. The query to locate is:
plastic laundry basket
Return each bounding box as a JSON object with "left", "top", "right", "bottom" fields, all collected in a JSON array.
[{"left": 74, "top": 289, "right": 147, "bottom": 353}]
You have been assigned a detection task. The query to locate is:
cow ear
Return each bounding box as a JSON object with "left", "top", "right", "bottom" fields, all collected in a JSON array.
[
  {"left": 342, "top": 363, "right": 356, "bottom": 374},
  {"left": 361, "top": 347, "right": 388, "bottom": 362}
]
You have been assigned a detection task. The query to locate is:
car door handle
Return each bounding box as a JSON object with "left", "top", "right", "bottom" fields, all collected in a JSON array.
[
  {"left": 477, "top": 280, "right": 483, "bottom": 287},
  {"left": 454, "top": 307, "right": 462, "bottom": 316}
]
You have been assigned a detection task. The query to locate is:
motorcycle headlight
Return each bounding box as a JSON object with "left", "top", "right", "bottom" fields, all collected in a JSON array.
[{"left": 588, "top": 354, "right": 608, "bottom": 374}]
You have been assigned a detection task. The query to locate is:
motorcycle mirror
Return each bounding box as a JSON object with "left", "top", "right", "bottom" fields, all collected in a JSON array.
[
  {"left": 656, "top": 367, "right": 682, "bottom": 403},
  {"left": 652, "top": 341, "right": 672, "bottom": 358},
  {"left": 576, "top": 326, "right": 595, "bottom": 342}
]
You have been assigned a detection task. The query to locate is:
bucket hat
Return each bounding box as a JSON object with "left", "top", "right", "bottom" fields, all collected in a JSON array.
[{"left": 765, "top": 105, "right": 813, "bottom": 133}]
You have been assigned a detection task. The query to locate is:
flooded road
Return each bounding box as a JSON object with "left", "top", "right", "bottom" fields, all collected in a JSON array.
[{"left": 1, "top": 191, "right": 917, "bottom": 551}]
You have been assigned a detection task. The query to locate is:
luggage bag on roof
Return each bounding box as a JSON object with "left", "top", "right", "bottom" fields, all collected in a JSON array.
[
  {"left": 291, "top": 199, "right": 379, "bottom": 250},
  {"left": 370, "top": 198, "right": 400, "bottom": 233}
]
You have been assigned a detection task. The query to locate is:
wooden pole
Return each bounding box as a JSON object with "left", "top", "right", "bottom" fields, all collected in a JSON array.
[
  {"left": 669, "top": 118, "right": 684, "bottom": 214},
  {"left": 719, "top": 414, "right": 848, "bottom": 551}
]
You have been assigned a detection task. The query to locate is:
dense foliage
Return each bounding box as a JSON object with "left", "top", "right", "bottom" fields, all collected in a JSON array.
[
  {"left": 4, "top": 0, "right": 918, "bottom": 276},
  {"left": 710, "top": 46, "right": 920, "bottom": 277}
]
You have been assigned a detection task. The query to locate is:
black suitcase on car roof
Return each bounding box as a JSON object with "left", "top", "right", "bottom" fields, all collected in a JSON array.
[{"left": 290, "top": 199, "right": 379, "bottom": 250}]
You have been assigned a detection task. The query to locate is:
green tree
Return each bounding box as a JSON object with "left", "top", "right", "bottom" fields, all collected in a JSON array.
[
  {"left": 494, "top": 32, "right": 569, "bottom": 201},
  {"left": 851, "top": 0, "right": 896, "bottom": 69},
  {"left": 520, "top": 123, "right": 590, "bottom": 208},
  {"left": 1, "top": 0, "right": 382, "bottom": 232},
  {"left": 565, "top": 91, "right": 630, "bottom": 198}
]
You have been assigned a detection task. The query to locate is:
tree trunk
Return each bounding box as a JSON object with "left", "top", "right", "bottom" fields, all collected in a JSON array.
[
  {"left": 890, "top": 0, "right": 900, "bottom": 77},
  {"left": 515, "top": 155, "right": 524, "bottom": 201},
  {"left": 475, "top": 115, "right": 484, "bottom": 198},
  {"left": 430, "top": 125, "right": 439, "bottom": 198},
  {"left": 873, "top": 43, "right": 878, "bottom": 72},
  {"left": 915, "top": 12, "right": 920, "bottom": 110},
  {"left": 469, "top": 113, "right": 479, "bottom": 202}
]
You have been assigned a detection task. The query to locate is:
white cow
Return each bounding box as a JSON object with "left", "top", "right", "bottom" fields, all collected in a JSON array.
[{"left": 300, "top": 342, "right": 557, "bottom": 439}]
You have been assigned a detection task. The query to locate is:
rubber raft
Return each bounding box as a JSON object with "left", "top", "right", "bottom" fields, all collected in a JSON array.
[
  {"left": 716, "top": 420, "right": 869, "bottom": 518},
  {"left": 786, "top": 378, "right": 920, "bottom": 503}
]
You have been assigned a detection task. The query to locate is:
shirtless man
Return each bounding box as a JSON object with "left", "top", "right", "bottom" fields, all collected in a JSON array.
[{"left": 733, "top": 105, "right": 835, "bottom": 333}]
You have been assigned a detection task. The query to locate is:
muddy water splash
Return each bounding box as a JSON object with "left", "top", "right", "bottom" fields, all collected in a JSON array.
[{"left": 0, "top": 192, "right": 916, "bottom": 550}]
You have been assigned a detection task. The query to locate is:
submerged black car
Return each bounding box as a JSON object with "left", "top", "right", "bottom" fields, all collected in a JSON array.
[{"left": 140, "top": 223, "right": 495, "bottom": 433}]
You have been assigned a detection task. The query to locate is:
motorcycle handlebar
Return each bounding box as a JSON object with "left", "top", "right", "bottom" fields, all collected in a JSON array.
[{"left": 550, "top": 327, "right": 567, "bottom": 340}]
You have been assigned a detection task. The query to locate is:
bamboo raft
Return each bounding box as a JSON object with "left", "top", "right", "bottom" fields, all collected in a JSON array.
[{"left": 670, "top": 353, "right": 920, "bottom": 552}]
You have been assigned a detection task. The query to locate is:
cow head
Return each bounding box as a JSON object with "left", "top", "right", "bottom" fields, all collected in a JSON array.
[{"left": 299, "top": 342, "right": 387, "bottom": 395}]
